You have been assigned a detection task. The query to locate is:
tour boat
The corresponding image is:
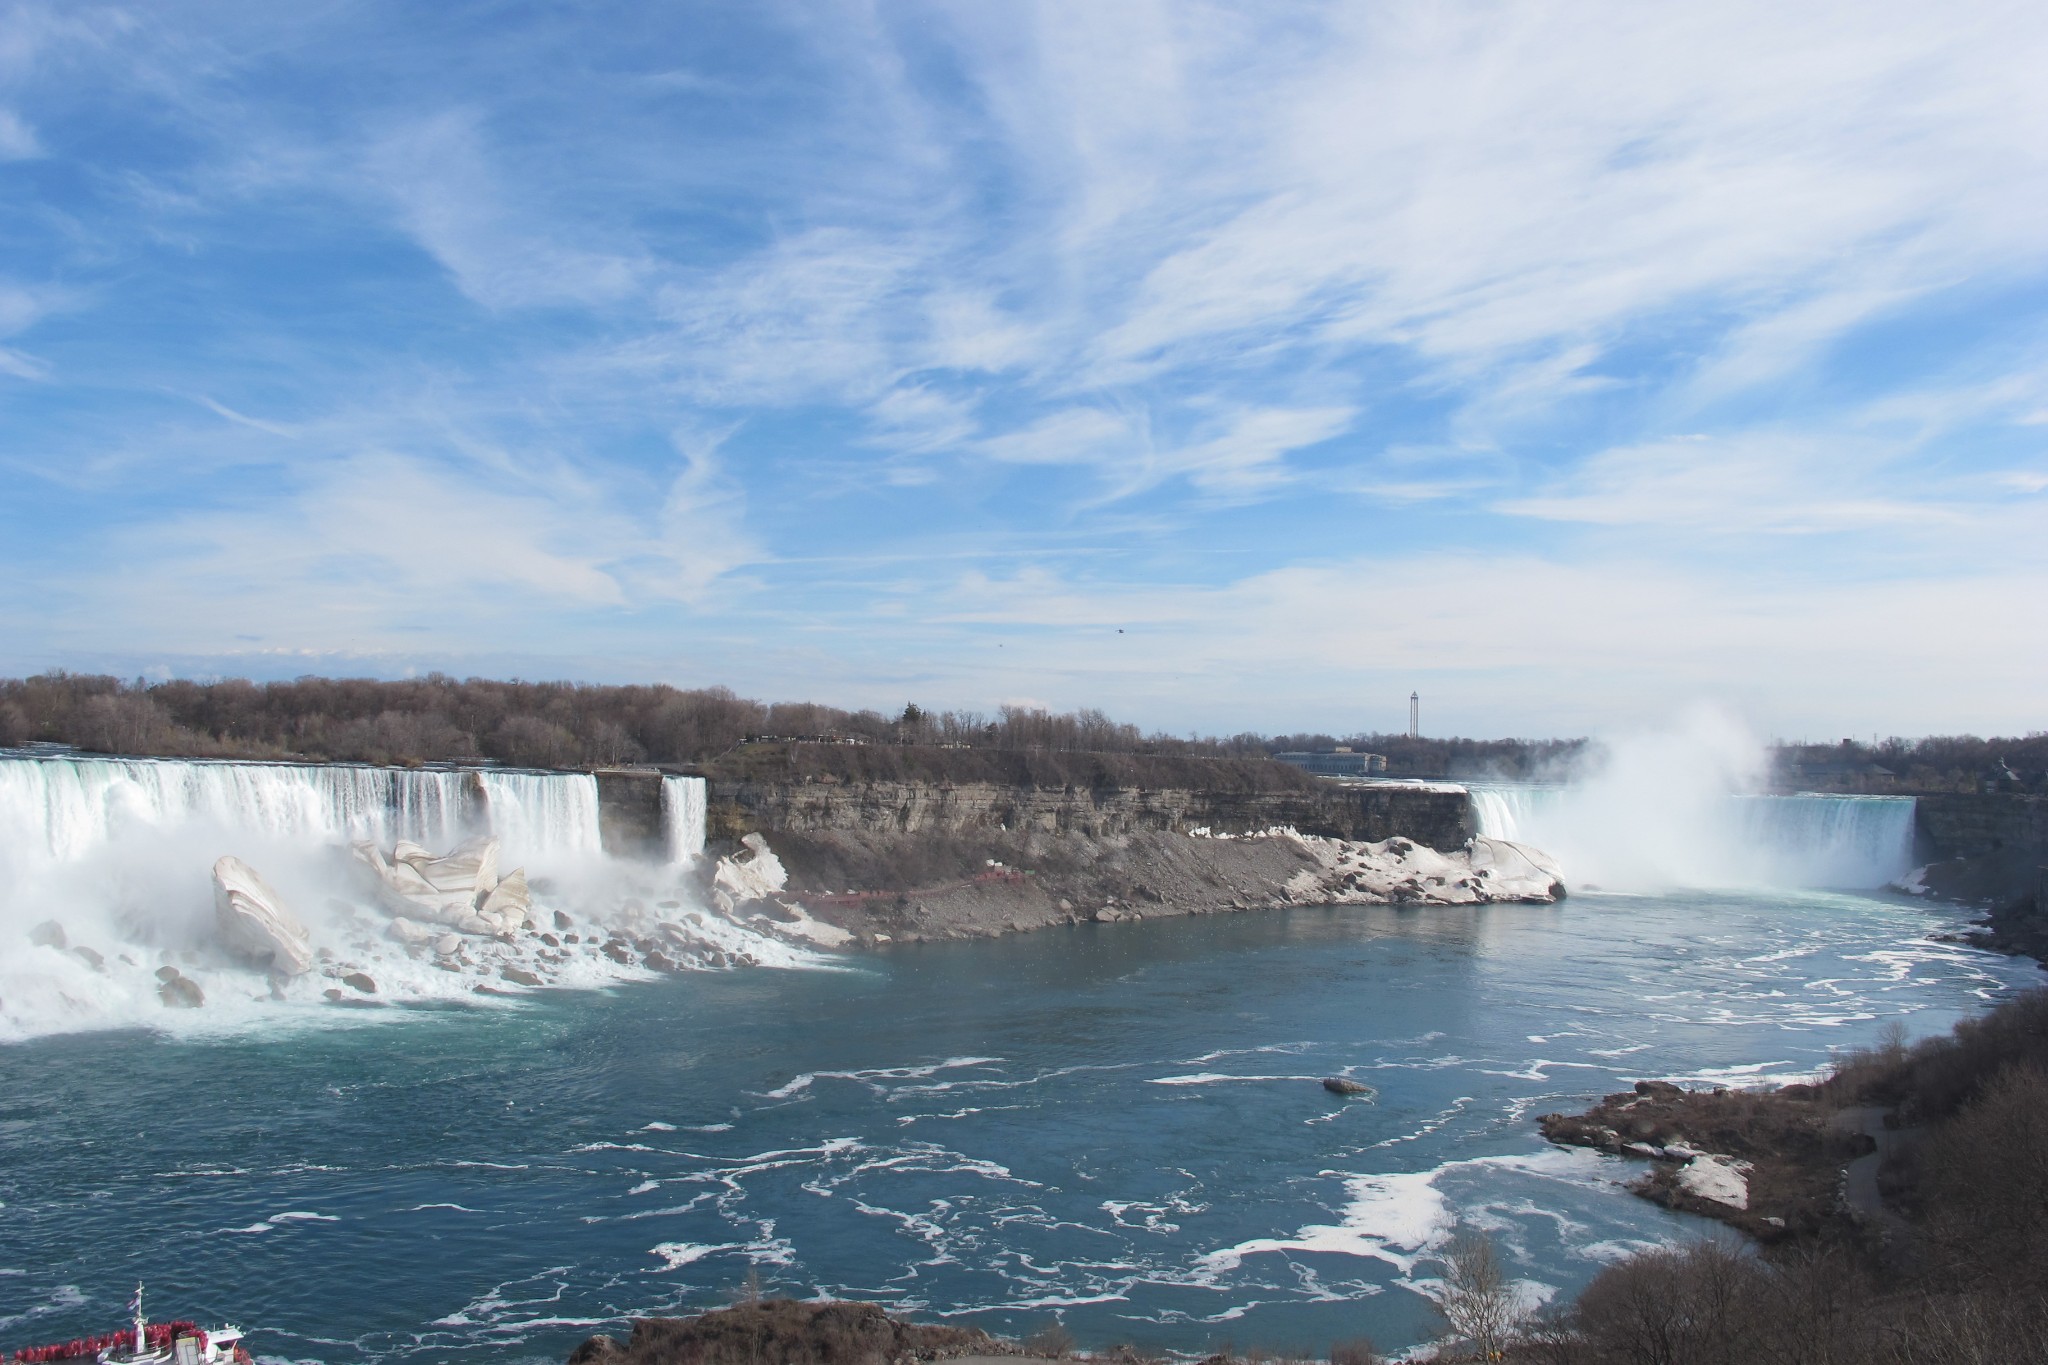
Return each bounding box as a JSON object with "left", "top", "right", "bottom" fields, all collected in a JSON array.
[{"left": 4, "top": 1286, "right": 251, "bottom": 1364}]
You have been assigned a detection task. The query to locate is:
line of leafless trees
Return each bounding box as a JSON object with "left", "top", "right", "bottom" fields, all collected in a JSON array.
[
  {"left": 0, "top": 673, "right": 1582, "bottom": 774},
  {"left": 1778, "top": 734, "right": 2048, "bottom": 793}
]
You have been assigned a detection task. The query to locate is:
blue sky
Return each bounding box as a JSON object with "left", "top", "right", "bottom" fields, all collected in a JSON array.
[{"left": 2, "top": 1, "right": 2045, "bottom": 739}]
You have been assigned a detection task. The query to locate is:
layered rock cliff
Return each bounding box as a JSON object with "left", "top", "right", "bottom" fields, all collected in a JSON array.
[
  {"left": 703, "top": 776, "right": 1472, "bottom": 847},
  {"left": 637, "top": 744, "right": 1491, "bottom": 947},
  {"left": 1913, "top": 793, "right": 2048, "bottom": 960}
]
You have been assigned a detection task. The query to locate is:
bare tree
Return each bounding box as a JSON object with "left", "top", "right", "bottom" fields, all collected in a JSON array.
[{"left": 1435, "top": 1231, "right": 1525, "bottom": 1361}]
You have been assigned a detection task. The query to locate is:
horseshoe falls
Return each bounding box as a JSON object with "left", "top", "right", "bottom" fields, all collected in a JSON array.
[{"left": 1469, "top": 785, "right": 1918, "bottom": 891}]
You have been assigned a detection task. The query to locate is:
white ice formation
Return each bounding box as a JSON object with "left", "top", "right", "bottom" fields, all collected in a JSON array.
[
  {"left": 212, "top": 855, "right": 315, "bottom": 976},
  {"left": 350, "top": 836, "right": 534, "bottom": 936},
  {"left": 708, "top": 833, "right": 854, "bottom": 948}
]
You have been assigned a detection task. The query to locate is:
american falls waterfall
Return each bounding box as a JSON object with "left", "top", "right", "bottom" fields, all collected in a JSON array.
[
  {"left": 0, "top": 755, "right": 796, "bottom": 1044},
  {"left": 662, "top": 775, "right": 708, "bottom": 860},
  {"left": 0, "top": 756, "right": 473, "bottom": 857},
  {"left": 1469, "top": 784, "right": 1918, "bottom": 891},
  {"left": 474, "top": 769, "right": 604, "bottom": 865}
]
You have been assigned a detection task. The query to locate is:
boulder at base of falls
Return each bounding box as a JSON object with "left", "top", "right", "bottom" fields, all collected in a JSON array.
[
  {"left": 29, "top": 920, "right": 67, "bottom": 949},
  {"left": 156, "top": 967, "right": 204, "bottom": 1008},
  {"left": 385, "top": 916, "right": 435, "bottom": 946},
  {"left": 213, "top": 855, "right": 316, "bottom": 976}
]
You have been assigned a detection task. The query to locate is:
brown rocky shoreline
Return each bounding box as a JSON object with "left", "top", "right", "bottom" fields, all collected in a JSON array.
[
  {"left": 715, "top": 827, "right": 1566, "bottom": 950},
  {"left": 1537, "top": 1079, "right": 1870, "bottom": 1244}
]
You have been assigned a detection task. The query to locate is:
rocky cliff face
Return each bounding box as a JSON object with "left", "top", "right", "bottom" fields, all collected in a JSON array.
[
  {"left": 1916, "top": 793, "right": 2048, "bottom": 861},
  {"left": 704, "top": 777, "right": 1473, "bottom": 850},
  {"left": 594, "top": 768, "right": 666, "bottom": 857},
  {"left": 1914, "top": 794, "right": 2048, "bottom": 961}
]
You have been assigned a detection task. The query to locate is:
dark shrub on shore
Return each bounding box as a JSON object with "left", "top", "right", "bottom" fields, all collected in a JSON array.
[
  {"left": 567, "top": 1299, "right": 999, "bottom": 1365},
  {"left": 1824, "top": 988, "right": 2048, "bottom": 1123},
  {"left": 1525, "top": 990, "right": 2048, "bottom": 1365}
]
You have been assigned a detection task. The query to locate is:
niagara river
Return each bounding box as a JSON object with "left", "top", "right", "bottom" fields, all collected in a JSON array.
[{"left": 3, "top": 878, "right": 2037, "bottom": 1361}]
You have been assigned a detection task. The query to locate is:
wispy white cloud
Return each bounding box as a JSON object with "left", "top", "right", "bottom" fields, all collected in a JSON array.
[
  {"left": 0, "top": 108, "right": 38, "bottom": 158},
  {"left": 59, "top": 444, "right": 762, "bottom": 657},
  {"left": 1495, "top": 433, "right": 1942, "bottom": 534},
  {"left": 891, "top": 550, "right": 2048, "bottom": 735},
  {"left": 0, "top": 345, "right": 47, "bottom": 381},
  {"left": 367, "top": 110, "right": 648, "bottom": 310}
]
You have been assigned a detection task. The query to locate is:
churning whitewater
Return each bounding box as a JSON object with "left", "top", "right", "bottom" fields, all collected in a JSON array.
[{"left": 0, "top": 755, "right": 808, "bottom": 1043}]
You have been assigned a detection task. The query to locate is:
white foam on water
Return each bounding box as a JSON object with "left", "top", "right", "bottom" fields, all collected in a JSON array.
[
  {"left": 647, "top": 1240, "right": 725, "bottom": 1270},
  {"left": 751, "top": 1056, "right": 1004, "bottom": 1101},
  {"left": 1198, "top": 1146, "right": 1629, "bottom": 1281},
  {"left": 1199, "top": 1170, "right": 1452, "bottom": 1276}
]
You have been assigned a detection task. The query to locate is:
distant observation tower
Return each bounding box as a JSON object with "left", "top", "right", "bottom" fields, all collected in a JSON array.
[{"left": 1409, "top": 692, "right": 1419, "bottom": 739}]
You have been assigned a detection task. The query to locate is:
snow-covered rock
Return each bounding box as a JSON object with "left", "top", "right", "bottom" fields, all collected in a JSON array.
[
  {"left": 706, "top": 834, "right": 856, "bottom": 947},
  {"left": 212, "top": 855, "right": 315, "bottom": 975},
  {"left": 1676, "top": 1153, "right": 1752, "bottom": 1209},
  {"left": 1468, "top": 836, "right": 1567, "bottom": 900},
  {"left": 1279, "top": 833, "right": 1566, "bottom": 906},
  {"left": 762, "top": 902, "right": 854, "bottom": 948}
]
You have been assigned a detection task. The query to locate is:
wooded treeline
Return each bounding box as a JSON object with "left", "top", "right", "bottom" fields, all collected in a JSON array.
[
  {"left": 0, "top": 673, "right": 1578, "bottom": 773},
  {"left": 1778, "top": 735, "right": 2048, "bottom": 792},
  {"left": 4, "top": 673, "right": 2034, "bottom": 786}
]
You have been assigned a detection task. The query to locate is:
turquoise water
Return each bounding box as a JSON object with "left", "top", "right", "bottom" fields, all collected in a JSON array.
[{"left": 1, "top": 891, "right": 2037, "bottom": 1362}]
